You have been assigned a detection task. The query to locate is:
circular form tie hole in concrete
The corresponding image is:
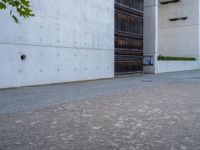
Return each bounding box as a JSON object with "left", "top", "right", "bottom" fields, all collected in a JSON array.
[{"left": 20, "top": 54, "right": 26, "bottom": 61}]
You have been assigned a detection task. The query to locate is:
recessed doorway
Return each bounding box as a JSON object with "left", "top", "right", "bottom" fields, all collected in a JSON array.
[{"left": 115, "top": 0, "right": 144, "bottom": 75}]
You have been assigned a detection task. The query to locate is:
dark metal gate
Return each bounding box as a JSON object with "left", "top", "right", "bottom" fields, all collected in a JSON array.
[{"left": 115, "top": 0, "right": 144, "bottom": 75}]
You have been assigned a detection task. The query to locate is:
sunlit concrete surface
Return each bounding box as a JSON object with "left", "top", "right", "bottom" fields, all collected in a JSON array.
[{"left": 1, "top": 70, "right": 200, "bottom": 149}]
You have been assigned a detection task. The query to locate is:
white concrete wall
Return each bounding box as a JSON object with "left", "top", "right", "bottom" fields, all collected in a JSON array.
[
  {"left": 158, "top": 0, "right": 199, "bottom": 58},
  {"left": 143, "top": 0, "right": 158, "bottom": 73},
  {"left": 155, "top": 0, "right": 200, "bottom": 73},
  {"left": 0, "top": 0, "right": 114, "bottom": 88},
  {"left": 156, "top": 60, "right": 200, "bottom": 73}
]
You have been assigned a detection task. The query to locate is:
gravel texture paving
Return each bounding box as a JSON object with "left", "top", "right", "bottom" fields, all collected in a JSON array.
[{"left": 0, "top": 70, "right": 200, "bottom": 150}]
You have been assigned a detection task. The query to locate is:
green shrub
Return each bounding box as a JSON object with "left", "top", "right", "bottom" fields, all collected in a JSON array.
[{"left": 158, "top": 56, "right": 196, "bottom": 61}]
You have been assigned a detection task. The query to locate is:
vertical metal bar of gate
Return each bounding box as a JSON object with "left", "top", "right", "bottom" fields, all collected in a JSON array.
[{"left": 115, "top": 0, "right": 144, "bottom": 75}]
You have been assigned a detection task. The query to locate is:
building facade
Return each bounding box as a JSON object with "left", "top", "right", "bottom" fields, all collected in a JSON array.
[
  {"left": 0, "top": 0, "right": 200, "bottom": 88},
  {"left": 144, "top": 0, "right": 200, "bottom": 73}
]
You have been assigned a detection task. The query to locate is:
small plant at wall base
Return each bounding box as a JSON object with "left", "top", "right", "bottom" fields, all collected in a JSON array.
[
  {"left": 0, "top": 0, "right": 34, "bottom": 23},
  {"left": 158, "top": 55, "right": 196, "bottom": 61}
]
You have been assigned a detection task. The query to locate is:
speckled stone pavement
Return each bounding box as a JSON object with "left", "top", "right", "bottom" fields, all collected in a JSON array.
[{"left": 1, "top": 70, "right": 200, "bottom": 150}]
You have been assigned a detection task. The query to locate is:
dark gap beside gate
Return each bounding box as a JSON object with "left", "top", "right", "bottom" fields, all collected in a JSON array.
[{"left": 115, "top": 0, "right": 144, "bottom": 75}]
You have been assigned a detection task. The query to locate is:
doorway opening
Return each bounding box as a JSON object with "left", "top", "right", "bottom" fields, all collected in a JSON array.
[{"left": 115, "top": 0, "right": 144, "bottom": 75}]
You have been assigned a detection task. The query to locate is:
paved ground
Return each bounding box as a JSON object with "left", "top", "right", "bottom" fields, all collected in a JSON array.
[{"left": 1, "top": 70, "right": 200, "bottom": 150}]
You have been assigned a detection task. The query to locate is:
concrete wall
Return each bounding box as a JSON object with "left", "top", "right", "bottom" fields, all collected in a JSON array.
[
  {"left": 143, "top": 0, "right": 158, "bottom": 73},
  {"left": 0, "top": 0, "right": 114, "bottom": 88},
  {"left": 158, "top": 0, "right": 199, "bottom": 58}
]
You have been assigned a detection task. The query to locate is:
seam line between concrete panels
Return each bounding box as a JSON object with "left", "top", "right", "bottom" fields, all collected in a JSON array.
[
  {"left": 0, "top": 43, "right": 114, "bottom": 52},
  {"left": 159, "top": 24, "right": 200, "bottom": 29}
]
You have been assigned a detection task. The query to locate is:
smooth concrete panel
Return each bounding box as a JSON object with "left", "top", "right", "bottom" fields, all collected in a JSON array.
[
  {"left": 0, "top": 0, "right": 114, "bottom": 50},
  {"left": 0, "top": 44, "right": 114, "bottom": 88},
  {"left": 158, "top": 25, "right": 199, "bottom": 57},
  {"left": 159, "top": 0, "right": 199, "bottom": 28},
  {"left": 156, "top": 60, "right": 200, "bottom": 73}
]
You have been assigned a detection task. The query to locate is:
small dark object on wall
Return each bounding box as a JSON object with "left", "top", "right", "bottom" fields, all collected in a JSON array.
[
  {"left": 169, "top": 17, "right": 188, "bottom": 21},
  {"left": 160, "top": 0, "right": 180, "bottom": 5},
  {"left": 21, "top": 54, "right": 26, "bottom": 61}
]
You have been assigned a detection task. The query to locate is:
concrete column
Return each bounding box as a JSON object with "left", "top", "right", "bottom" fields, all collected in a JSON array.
[
  {"left": 198, "top": 0, "right": 200, "bottom": 60},
  {"left": 143, "top": 0, "right": 158, "bottom": 73}
]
